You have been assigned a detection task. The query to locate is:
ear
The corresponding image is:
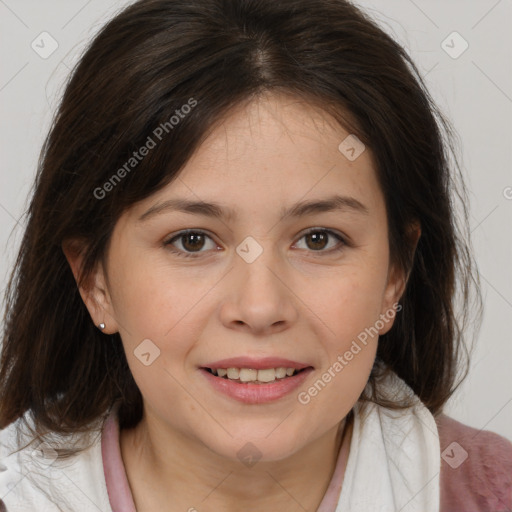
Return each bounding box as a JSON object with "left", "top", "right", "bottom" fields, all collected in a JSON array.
[
  {"left": 378, "top": 220, "right": 421, "bottom": 335},
  {"left": 62, "top": 239, "right": 118, "bottom": 334}
]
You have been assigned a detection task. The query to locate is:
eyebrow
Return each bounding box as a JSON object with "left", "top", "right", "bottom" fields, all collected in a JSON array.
[{"left": 137, "top": 194, "right": 370, "bottom": 223}]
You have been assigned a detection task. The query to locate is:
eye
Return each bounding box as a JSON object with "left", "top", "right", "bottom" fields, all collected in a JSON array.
[
  {"left": 163, "top": 230, "right": 218, "bottom": 258},
  {"left": 293, "top": 228, "right": 346, "bottom": 254},
  {"left": 163, "top": 228, "right": 347, "bottom": 258}
]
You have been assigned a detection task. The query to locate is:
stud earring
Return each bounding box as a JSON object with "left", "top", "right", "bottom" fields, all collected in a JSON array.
[{"left": 98, "top": 323, "right": 106, "bottom": 330}]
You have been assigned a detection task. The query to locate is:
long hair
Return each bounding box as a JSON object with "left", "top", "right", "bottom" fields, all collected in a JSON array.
[{"left": 0, "top": 0, "right": 482, "bottom": 452}]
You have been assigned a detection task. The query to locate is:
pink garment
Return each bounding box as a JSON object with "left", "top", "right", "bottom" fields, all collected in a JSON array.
[
  {"left": 102, "top": 411, "right": 137, "bottom": 512},
  {"left": 101, "top": 408, "right": 512, "bottom": 511},
  {"left": 437, "top": 413, "right": 512, "bottom": 511}
]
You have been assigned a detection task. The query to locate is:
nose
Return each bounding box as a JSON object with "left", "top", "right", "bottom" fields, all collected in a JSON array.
[{"left": 218, "top": 240, "right": 298, "bottom": 336}]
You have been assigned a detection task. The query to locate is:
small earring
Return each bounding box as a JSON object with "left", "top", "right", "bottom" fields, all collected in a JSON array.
[{"left": 98, "top": 323, "right": 106, "bottom": 331}]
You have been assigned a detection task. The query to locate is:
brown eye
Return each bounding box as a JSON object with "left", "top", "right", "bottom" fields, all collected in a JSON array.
[
  {"left": 304, "top": 231, "right": 329, "bottom": 250},
  {"left": 164, "top": 230, "right": 217, "bottom": 258},
  {"left": 164, "top": 227, "right": 347, "bottom": 259},
  {"left": 294, "top": 228, "right": 346, "bottom": 254},
  {"left": 180, "top": 232, "right": 206, "bottom": 252}
]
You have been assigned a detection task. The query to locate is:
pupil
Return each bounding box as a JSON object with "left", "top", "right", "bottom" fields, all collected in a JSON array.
[
  {"left": 307, "top": 232, "right": 327, "bottom": 250},
  {"left": 183, "top": 233, "right": 204, "bottom": 252},
  {"left": 181, "top": 232, "right": 327, "bottom": 252}
]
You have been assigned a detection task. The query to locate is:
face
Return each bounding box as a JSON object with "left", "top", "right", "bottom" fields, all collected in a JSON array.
[{"left": 66, "top": 92, "right": 406, "bottom": 462}]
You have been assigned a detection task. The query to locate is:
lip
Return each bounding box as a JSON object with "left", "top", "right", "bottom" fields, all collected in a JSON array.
[
  {"left": 201, "top": 356, "right": 312, "bottom": 371},
  {"left": 199, "top": 366, "right": 314, "bottom": 404}
]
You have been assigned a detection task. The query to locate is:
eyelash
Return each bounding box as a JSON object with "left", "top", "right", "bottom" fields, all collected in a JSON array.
[{"left": 163, "top": 228, "right": 348, "bottom": 259}]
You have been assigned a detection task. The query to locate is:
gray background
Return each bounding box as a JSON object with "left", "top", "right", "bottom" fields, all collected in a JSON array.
[{"left": 1, "top": 0, "right": 511, "bottom": 440}]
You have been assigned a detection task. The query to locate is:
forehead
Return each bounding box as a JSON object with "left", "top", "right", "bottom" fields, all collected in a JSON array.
[
  {"left": 130, "top": 92, "right": 384, "bottom": 222},
  {"left": 196, "top": 92, "right": 363, "bottom": 168}
]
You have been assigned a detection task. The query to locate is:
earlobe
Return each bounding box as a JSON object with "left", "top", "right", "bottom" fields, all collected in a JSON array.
[
  {"left": 379, "top": 221, "right": 421, "bottom": 335},
  {"left": 377, "top": 263, "right": 406, "bottom": 336},
  {"left": 61, "top": 240, "right": 118, "bottom": 334},
  {"left": 392, "top": 220, "right": 422, "bottom": 301},
  {"left": 408, "top": 220, "right": 422, "bottom": 257}
]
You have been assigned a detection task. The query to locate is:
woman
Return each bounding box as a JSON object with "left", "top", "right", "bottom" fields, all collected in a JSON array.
[{"left": 1, "top": 0, "right": 511, "bottom": 510}]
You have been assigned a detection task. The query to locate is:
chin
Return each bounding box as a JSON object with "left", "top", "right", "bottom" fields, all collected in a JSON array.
[{"left": 201, "top": 428, "right": 307, "bottom": 465}]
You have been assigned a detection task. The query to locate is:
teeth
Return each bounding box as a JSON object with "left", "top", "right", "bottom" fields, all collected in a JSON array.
[
  {"left": 257, "top": 368, "right": 276, "bottom": 382},
  {"left": 239, "top": 369, "right": 258, "bottom": 382},
  {"left": 210, "top": 367, "right": 300, "bottom": 382},
  {"left": 226, "top": 368, "right": 239, "bottom": 379},
  {"left": 275, "top": 367, "right": 287, "bottom": 379}
]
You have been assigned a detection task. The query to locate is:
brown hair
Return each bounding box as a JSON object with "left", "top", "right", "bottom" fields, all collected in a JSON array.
[{"left": 0, "top": 0, "right": 482, "bottom": 450}]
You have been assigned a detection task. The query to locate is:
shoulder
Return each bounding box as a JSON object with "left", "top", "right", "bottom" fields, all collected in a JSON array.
[
  {"left": 0, "top": 410, "right": 112, "bottom": 512},
  {"left": 0, "top": 415, "right": 55, "bottom": 510},
  {"left": 436, "top": 413, "right": 512, "bottom": 512}
]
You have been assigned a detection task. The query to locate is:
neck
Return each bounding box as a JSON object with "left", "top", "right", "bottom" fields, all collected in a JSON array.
[{"left": 120, "top": 412, "right": 352, "bottom": 512}]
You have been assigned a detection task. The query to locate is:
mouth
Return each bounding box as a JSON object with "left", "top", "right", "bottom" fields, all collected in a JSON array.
[
  {"left": 201, "top": 366, "right": 310, "bottom": 384},
  {"left": 198, "top": 360, "right": 314, "bottom": 404}
]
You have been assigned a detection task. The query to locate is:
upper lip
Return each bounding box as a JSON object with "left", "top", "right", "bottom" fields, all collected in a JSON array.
[{"left": 201, "top": 357, "right": 313, "bottom": 371}]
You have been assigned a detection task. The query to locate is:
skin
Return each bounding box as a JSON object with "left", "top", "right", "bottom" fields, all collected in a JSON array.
[{"left": 64, "top": 92, "right": 419, "bottom": 511}]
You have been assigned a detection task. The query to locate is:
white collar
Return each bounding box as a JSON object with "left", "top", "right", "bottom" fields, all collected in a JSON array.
[{"left": 336, "top": 369, "right": 440, "bottom": 511}]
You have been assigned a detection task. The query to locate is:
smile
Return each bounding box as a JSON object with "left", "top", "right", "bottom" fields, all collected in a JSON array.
[
  {"left": 199, "top": 365, "right": 314, "bottom": 403},
  {"left": 204, "top": 366, "right": 304, "bottom": 383}
]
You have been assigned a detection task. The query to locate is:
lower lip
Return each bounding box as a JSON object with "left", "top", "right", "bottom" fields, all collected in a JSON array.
[{"left": 199, "top": 367, "right": 314, "bottom": 404}]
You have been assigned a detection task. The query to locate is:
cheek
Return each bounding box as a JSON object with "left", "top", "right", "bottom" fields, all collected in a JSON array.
[
  {"left": 110, "top": 253, "right": 207, "bottom": 337},
  {"left": 112, "top": 265, "right": 202, "bottom": 409},
  {"left": 316, "top": 254, "right": 389, "bottom": 407},
  {"left": 317, "top": 264, "right": 388, "bottom": 342}
]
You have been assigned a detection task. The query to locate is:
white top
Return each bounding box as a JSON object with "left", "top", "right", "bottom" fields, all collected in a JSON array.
[
  {"left": 0, "top": 412, "right": 110, "bottom": 512},
  {"left": 0, "top": 368, "right": 440, "bottom": 511}
]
